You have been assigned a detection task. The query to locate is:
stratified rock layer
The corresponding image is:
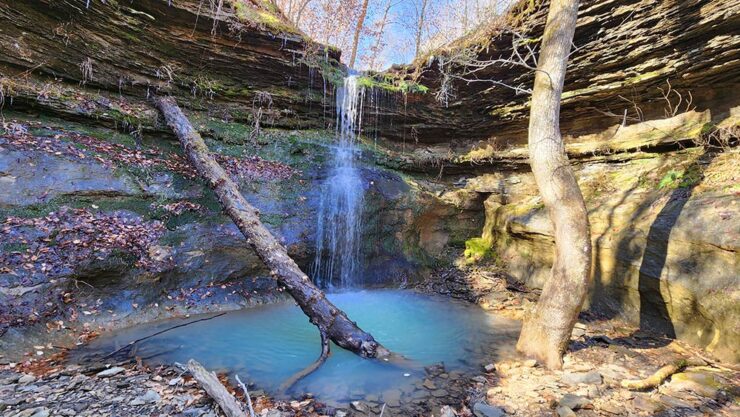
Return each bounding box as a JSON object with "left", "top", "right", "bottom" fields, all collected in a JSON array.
[
  {"left": 0, "top": 0, "right": 737, "bottom": 364},
  {"left": 463, "top": 113, "right": 739, "bottom": 362},
  {"left": 0, "top": 0, "right": 339, "bottom": 131},
  {"left": 370, "top": 0, "right": 740, "bottom": 146}
]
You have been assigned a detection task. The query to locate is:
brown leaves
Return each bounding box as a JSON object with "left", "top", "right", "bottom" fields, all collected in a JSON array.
[
  {"left": 1, "top": 121, "right": 298, "bottom": 182},
  {"left": 0, "top": 207, "right": 166, "bottom": 277},
  {"left": 213, "top": 154, "right": 298, "bottom": 181}
]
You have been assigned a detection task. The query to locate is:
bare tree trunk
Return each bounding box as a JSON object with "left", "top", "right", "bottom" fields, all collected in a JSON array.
[
  {"left": 348, "top": 0, "right": 371, "bottom": 68},
  {"left": 515, "top": 0, "right": 592, "bottom": 370},
  {"left": 293, "top": 0, "right": 313, "bottom": 26},
  {"left": 366, "top": 0, "right": 393, "bottom": 70},
  {"left": 414, "top": 0, "right": 429, "bottom": 57},
  {"left": 154, "top": 96, "right": 391, "bottom": 360}
]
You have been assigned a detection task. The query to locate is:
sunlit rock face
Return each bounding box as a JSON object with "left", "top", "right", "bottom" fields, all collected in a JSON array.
[
  {"left": 364, "top": 0, "right": 740, "bottom": 147},
  {"left": 473, "top": 143, "right": 739, "bottom": 363}
]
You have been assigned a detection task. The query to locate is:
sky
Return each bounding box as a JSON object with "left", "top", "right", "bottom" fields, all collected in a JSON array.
[{"left": 277, "top": 0, "right": 516, "bottom": 70}]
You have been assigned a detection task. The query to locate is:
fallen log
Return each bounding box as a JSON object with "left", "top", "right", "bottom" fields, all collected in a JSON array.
[
  {"left": 187, "top": 359, "right": 245, "bottom": 417},
  {"left": 153, "top": 96, "right": 391, "bottom": 360}
]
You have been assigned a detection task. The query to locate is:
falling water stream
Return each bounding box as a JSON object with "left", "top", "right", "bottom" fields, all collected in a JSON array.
[{"left": 312, "top": 74, "right": 366, "bottom": 288}]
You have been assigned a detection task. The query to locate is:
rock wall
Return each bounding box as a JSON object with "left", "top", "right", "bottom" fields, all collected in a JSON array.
[
  {"left": 472, "top": 139, "right": 739, "bottom": 362},
  {"left": 0, "top": 116, "right": 308, "bottom": 352},
  {"left": 0, "top": 0, "right": 738, "bottom": 365},
  {"left": 0, "top": 0, "right": 351, "bottom": 351},
  {"left": 0, "top": 108, "right": 473, "bottom": 355},
  {"left": 368, "top": 0, "right": 739, "bottom": 147},
  {"left": 0, "top": 0, "right": 342, "bottom": 132}
]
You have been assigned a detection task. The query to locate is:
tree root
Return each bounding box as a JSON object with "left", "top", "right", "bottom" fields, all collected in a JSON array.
[
  {"left": 236, "top": 374, "right": 256, "bottom": 417},
  {"left": 279, "top": 329, "right": 331, "bottom": 392},
  {"left": 620, "top": 358, "right": 706, "bottom": 390}
]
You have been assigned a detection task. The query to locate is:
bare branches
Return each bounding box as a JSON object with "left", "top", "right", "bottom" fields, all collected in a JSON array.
[
  {"left": 101, "top": 313, "right": 227, "bottom": 360},
  {"left": 209, "top": 0, "right": 225, "bottom": 36},
  {"left": 618, "top": 94, "right": 645, "bottom": 123},
  {"left": 434, "top": 29, "right": 540, "bottom": 106},
  {"left": 659, "top": 80, "right": 694, "bottom": 118}
]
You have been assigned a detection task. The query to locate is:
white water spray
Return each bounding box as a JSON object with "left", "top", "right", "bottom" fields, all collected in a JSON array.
[{"left": 312, "top": 75, "right": 366, "bottom": 288}]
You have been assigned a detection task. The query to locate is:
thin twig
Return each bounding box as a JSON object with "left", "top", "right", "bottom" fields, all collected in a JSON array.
[
  {"left": 102, "top": 312, "right": 227, "bottom": 359},
  {"left": 236, "top": 374, "right": 256, "bottom": 417}
]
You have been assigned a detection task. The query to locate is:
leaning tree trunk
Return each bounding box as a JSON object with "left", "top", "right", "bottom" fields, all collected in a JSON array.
[
  {"left": 154, "top": 96, "right": 391, "bottom": 360},
  {"left": 515, "top": 0, "right": 592, "bottom": 370}
]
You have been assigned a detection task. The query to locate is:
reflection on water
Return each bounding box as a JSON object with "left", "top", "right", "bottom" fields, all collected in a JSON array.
[{"left": 74, "top": 290, "right": 520, "bottom": 405}]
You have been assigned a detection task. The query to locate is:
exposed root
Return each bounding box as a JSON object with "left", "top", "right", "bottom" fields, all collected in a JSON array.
[
  {"left": 236, "top": 374, "right": 256, "bottom": 417},
  {"left": 102, "top": 312, "right": 227, "bottom": 360},
  {"left": 620, "top": 358, "right": 705, "bottom": 390},
  {"left": 279, "top": 329, "right": 331, "bottom": 392}
]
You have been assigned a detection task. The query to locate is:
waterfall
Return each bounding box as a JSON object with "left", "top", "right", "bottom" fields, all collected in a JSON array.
[{"left": 312, "top": 75, "right": 366, "bottom": 288}]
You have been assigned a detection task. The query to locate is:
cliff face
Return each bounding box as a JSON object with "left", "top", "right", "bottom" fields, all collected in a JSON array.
[
  {"left": 0, "top": 0, "right": 339, "bottom": 131},
  {"left": 0, "top": 110, "right": 478, "bottom": 357},
  {"left": 0, "top": 0, "right": 339, "bottom": 347},
  {"left": 368, "top": 0, "right": 739, "bottom": 147},
  {"left": 0, "top": 0, "right": 482, "bottom": 354}
]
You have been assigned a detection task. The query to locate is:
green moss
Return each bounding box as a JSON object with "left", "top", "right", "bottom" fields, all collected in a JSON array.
[
  {"left": 304, "top": 55, "right": 344, "bottom": 86},
  {"left": 2, "top": 242, "right": 29, "bottom": 252},
  {"left": 193, "top": 116, "right": 254, "bottom": 144},
  {"left": 260, "top": 212, "right": 287, "bottom": 227},
  {"left": 464, "top": 237, "right": 494, "bottom": 264},
  {"left": 355, "top": 74, "right": 429, "bottom": 94},
  {"left": 0, "top": 194, "right": 154, "bottom": 221},
  {"left": 232, "top": 0, "right": 299, "bottom": 34},
  {"left": 658, "top": 163, "right": 703, "bottom": 190}
]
